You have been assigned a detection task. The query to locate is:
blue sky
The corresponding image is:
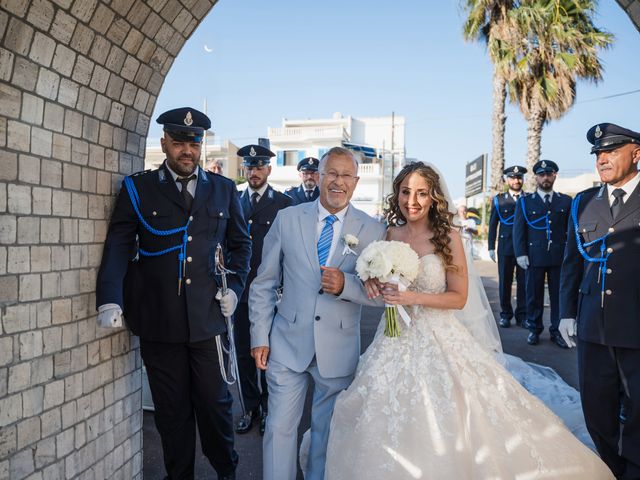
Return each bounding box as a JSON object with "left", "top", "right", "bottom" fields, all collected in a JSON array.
[{"left": 149, "top": 0, "right": 640, "bottom": 198}]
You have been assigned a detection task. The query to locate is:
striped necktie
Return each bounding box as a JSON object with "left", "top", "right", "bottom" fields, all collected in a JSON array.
[{"left": 317, "top": 215, "right": 338, "bottom": 267}]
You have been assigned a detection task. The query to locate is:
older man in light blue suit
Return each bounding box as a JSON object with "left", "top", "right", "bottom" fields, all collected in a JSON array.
[{"left": 250, "top": 147, "right": 385, "bottom": 480}]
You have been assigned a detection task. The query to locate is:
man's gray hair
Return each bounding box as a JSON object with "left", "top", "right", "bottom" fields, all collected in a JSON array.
[{"left": 319, "top": 146, "right": 359, "bottom": 173}]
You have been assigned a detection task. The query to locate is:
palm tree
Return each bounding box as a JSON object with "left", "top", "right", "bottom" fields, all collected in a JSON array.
[
  {"left": 462, "top": 0, "right": 517, "bottom": 196},
  {"left": 507, "top": 0, "right": 613, "bottom": 188}
]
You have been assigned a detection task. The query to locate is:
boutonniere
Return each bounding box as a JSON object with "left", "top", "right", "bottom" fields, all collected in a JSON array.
[{"left": 342, "top": 234, "right": 359, "bottom": 256}]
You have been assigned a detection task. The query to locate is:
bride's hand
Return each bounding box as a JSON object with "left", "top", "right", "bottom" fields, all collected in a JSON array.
[
  {"left": 381, "top": 282, "right": 414, "bottom": 305},
  {"left": 363, "top": 278, "right": 382, "bottom": 299}
]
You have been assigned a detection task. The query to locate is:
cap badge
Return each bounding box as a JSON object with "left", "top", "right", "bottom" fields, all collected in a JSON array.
[
  {"left": 250, "top": 147, "right": 256, "bottom": 157},
  {"left": 541, "top": 161, "right": 547, "bottom": 168},
  {"left": 514, "top": 166, "right": 519, "bottom": 173},
  {"left": 309, "top": 158, "right": 314, "bottom": 165},
  {"left": 184, "top": 111, "right": 193, "bottom": 126},
  {"left": 595, "top": 125, "right": 602, "bottom": 138}
]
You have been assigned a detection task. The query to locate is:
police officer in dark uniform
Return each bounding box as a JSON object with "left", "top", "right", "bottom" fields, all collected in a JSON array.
[
  {"left": 559, "top": 123, "right": 640, "bottom": 478},
  {"left": 235, "top": 144, "right": 292, "bottom": 435},
  {"left": 96, "top": 107, "right": 251, "bottom": 480},
  {"left": 513, "top": 160, "right": 571, "bottom": 347},
  {"left": 488, "top": 165, "right": 527, "bottom": 328},
  {"left": 284, "top": 157, "right": 320, "bottom": 205}
]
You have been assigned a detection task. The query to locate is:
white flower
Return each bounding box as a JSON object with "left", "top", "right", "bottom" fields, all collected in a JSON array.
[
  {"left": 356, "top": 240, "right": 419, "bottom": 283},
  {"left": 343, "top": 234, "right": 359, "bottom": 248}
]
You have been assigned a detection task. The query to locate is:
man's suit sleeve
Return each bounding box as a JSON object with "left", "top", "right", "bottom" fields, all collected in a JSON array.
[
  {"left": 512, "top": 197, "right": 527, "bottom": 258},
  {"left": 96, "top": 181, "right": 138, "bottom": 309},
  {"left": 249, "top": 211, "right": 284, "bottom": 348},
  {"left": 224, "top": 182, "right": 252, "bottom": 301},
  {"left": 487, "top": 196, "right": 498, "bottom": 251},
  {"left": 560, "top": 198, "right": 583, "bottom": 319}
]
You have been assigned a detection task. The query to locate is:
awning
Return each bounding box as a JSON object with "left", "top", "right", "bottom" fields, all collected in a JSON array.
[{"left": 342, "top": 142, "right": 379, "bottom": 159}]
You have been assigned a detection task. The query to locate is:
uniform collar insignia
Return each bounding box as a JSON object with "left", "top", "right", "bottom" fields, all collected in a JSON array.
[
  {"left": 199, "top": 168, "right": 208, "bottom": 182},
  {"left": 541, "top": 161, "right": 547, "bottom": 168},
  {"left": 268, "top": 188, "right": 274, "bottom": 199},
  {"left": 250, "top": 147, "right": 256, "bottom": 157},
  {"left": 597, "top": 184, "right": 606, "bottom": 198},
  {"left": 184, "top": 111, "right": 193, "bottom": 126},
  {"left": 158, "top": 168, "right": 166, "bottom": 182},
  {"left": 595, "top": 125, "right": 602, "bottom": 139}
]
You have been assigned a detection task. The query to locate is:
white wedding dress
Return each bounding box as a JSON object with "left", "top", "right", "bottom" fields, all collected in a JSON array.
[{"left": 324, "top": 254, "right": 613, "bottom": 480}]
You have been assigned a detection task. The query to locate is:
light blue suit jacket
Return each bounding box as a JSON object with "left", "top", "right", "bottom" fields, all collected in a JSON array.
[{"left": 249, "top": 200, "right": 386, "bottom": 378}]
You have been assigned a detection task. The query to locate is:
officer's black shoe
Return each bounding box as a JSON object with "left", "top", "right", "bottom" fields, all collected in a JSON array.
[
  {"left": 551, "top": 334, "right": 569, "bottom": 349},
  {"left": 515, "top": 317, "right": 526, "bottom": 327},
  {"left": 527, "top": 332, "right": 539, "bottom": 345},
  {"left": 235, "top": 409, "right": 258, "bottom": 434},
  {"left": 499, "top": 318, "right": 511, "bottom": 328},
  {"left": 259, "top": 410, "right": 267, "bottom": 436}
]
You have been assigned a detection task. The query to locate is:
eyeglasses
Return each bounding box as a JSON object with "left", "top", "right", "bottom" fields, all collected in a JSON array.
[{"left": 321, "top": 171, "right": 358, "bottom": 182}]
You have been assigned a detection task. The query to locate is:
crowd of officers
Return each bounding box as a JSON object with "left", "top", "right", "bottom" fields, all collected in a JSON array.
[
  {"left": 488, "top": 122, "right": 640, "bottom": 479},
  {"left": 96, "top": 105, "right": 640, "bottom": 479}
]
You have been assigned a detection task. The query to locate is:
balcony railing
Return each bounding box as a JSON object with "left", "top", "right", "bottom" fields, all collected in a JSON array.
[{"left": 268, "top": 126, "right": 348, "bottom": 142}]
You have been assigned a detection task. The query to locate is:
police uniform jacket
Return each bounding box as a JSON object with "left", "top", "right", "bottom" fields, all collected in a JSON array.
[
  {"left": 513, "top": 191, "right": 572, "bottom": 267},
  {"left": 238, "top": 185, "right": 292, "bottom": 303},
  {"left": 96, "top": 164, "right": 251, "bottom": 343},
  {"left": 488, "top": 192, "right": 519, "bottom": 257},
  {"left": 560, "top": 184, "right": 640, "bottom": 348},
  {"left": 285, "top": 185, "right": 320, "bottom": 205}
]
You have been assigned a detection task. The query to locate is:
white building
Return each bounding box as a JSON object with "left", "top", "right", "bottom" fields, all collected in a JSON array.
[{"left": 266, "top": 112, "right": 406, "bottom": 215}]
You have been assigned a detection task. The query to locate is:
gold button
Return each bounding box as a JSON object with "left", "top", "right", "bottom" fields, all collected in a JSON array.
[
  {"left": 189, "top": 216, "right": 194, "bottom": 221},
  {"left": 267, "top": 221, "right": 270, "bottom": 225},
  {"left": 605, "top": 289, "right": 612, "bottom": 295},
  {"left": 608, "top": 227, "right": 614, "bottom": 233},
  {"left": 185, "top": 279, "right": 191, "bottom": 285},
  {"left": 188, "top": 236, "right": 193, "bottom": 242},
  {"left": 187, "top": 256, "right": 192, "bottom": 262},
  {"left": 219, "top": 212, "right": 223, "bottom": 217},
  {"left": 250, "top": 235, "right": 253, "bottom": 239},
  {"left": 581, "top": 228, "right": 586, "bottom": 233},
  {"left": 548, "top": 220, "right": 552, "bottom": 224},
  {"left": 606, "top": 247, "right": 613, "bottom": 253},
  {"left": 533, "top": 211, "right": 536, "bottom": 214},
  {"left": 248, "top": 219, "right": 253, "bottom": 224},
  {"left": 606, "top": 268, "right": 612, "bottom": 274},
  {"left": 152, "top": 211, "right": 157, "bottom": 216}
]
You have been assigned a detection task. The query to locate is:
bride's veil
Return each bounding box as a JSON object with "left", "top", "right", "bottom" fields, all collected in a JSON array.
[{"left": 423, "top": 162, "right": 503, "bottom": 354}]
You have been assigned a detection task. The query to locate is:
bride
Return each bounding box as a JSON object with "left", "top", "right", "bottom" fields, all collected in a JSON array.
[{"left": 323, "top": 162, "right": 613, "bottom": 479}]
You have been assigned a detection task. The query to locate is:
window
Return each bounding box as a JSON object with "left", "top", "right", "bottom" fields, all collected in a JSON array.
[{"left": 284, "top": 150, "right": 300, "bottom": 166}]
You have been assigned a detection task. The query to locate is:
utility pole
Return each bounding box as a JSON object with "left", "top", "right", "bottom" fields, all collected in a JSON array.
[
  {"left": 202, "top": 98, "right": 208, "bottom": 168},
  {"left": 390, "top": 111, "right": 395, "bottom": 180}
]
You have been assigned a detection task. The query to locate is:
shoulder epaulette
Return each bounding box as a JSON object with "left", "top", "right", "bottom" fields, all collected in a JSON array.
[{"left": 130, "top": 169, "right": 152, "bottom": 177}]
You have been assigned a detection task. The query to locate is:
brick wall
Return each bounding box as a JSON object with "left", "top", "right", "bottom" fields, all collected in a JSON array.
[{"left": 0, "top": 1, "right": 215, "bottom": 478}]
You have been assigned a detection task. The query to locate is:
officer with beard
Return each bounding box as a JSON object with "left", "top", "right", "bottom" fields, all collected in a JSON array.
[
  {"left": 285, "top": 157, "right": 320, "bottom": 204},
  {"left": 513, "top": 160, "right": 571, "bottom": 347},
  {"left": 236, "top": 145, "right": 292, "bottom": 435}
]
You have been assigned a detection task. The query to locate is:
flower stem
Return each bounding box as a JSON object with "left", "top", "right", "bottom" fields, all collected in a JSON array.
[{"left": 384, "top": 306, "right": 400, "bottom": 338}]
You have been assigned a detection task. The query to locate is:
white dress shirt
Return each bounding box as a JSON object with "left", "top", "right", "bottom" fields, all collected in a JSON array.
[
  {"left": 536, "top": 189, "right": 554, "bottom": 203},
  {"left": 165, "top": 162, "right": 198, "bottom": 198},
  {"left": 317, "top": 201, "right": 348, "bottom": 263},
  {"left": 248, "top": 183, "right": 269, "bottom": 203},
  {"left": 607, "top": 171, "right": 639, "bottom": 206}
]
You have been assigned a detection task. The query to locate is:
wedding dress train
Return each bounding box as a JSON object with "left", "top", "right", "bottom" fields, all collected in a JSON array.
[{"left": 324, "top": 254, "right": 613, "bottom": 479}]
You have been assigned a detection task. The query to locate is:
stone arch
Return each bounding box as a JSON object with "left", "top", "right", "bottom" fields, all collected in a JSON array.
[{"left": 0, "top": 1, "right": 638, "bottom": 478}]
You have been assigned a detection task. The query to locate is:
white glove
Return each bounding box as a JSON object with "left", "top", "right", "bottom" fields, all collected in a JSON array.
[
  {"left": 516, "top": 255, "right": 529, "bottom": 270},
  {"left": 488, "top": 250, "right": 496, "bottom": 263},
  {"left": 97, "top": 303, "right": 123, "bottom": 328},
  {"left": 216, "top": 288, "right": 238, "bottom": 317},
  {"left": 558, "top": 318, "right": 577, "bottom": 348}
]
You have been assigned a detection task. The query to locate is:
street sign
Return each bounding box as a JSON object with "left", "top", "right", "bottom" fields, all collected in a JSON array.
[{"left": 465, "top": 155, "right": 486, "bottom": 198}]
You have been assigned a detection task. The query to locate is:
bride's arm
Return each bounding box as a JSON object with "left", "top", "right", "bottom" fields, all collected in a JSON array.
[{"left": 382, "top": 230, "right": 469, "bottom": 310}]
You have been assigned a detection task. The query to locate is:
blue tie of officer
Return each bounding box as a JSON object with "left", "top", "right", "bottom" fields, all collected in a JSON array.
[
  {"left": 251, "top": 191, "right": 259, "bottom": 209},
  {"left": 317, "top": 215, "right": 338, "bottom": 266},
  {"left": 177, "top": 175, "right": 196, "bottom": 211},
  {"left": 610, "top": 188, "right": 625, "bottom": 219},
  {"left": 544, "top": 193, "right": 551, "bottom": 210}
]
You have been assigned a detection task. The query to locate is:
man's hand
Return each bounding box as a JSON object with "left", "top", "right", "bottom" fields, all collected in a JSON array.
[
  {"left": 516, "top": 255, "right": 529, "bottom": 270},
  {"left": 559, "top": 318, "right": 577, "bottom": 348},
  {"left": 320, "top": 266, "right": 345, "bottom": 295},
  {"left": 97, "top": 304, "right": 123, "bottom": 328},
  {"left": 489, "top": 250, "right": 496, "bottom": 263},
  {"left": 251, "top": 346, "right": 270, "bottom": 370},
  {"left": 216, "top": 289, "right": 238, "bottom": 317}
]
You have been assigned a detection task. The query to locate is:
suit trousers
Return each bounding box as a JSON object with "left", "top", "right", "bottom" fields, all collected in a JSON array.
[
  {"left": 263, "top": 357, "right": 352, "bottom": 480},
  {"left": 524, "top": 265, "right": 561, "bottom": 335},
  {"left": 497, "top": 254, "right": 526, "bottom": 321},
  {"left": 234, "top": 302, "right": 268, "bottom": 412},
  {"left": 141, "top": 338, "right": 238, "bottom": 479},
  {"left": 578, "top": 340, "right": 640, "bottom": 479}
]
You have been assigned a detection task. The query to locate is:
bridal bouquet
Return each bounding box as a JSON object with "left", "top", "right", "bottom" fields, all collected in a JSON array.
[{"left": 356, "top": 240, "right": 419, "bottom": 337}]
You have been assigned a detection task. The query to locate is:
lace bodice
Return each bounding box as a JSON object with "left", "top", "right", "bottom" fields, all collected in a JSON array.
[{"left": 409, "top": 253, "right": 446, "bottom": 294}]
